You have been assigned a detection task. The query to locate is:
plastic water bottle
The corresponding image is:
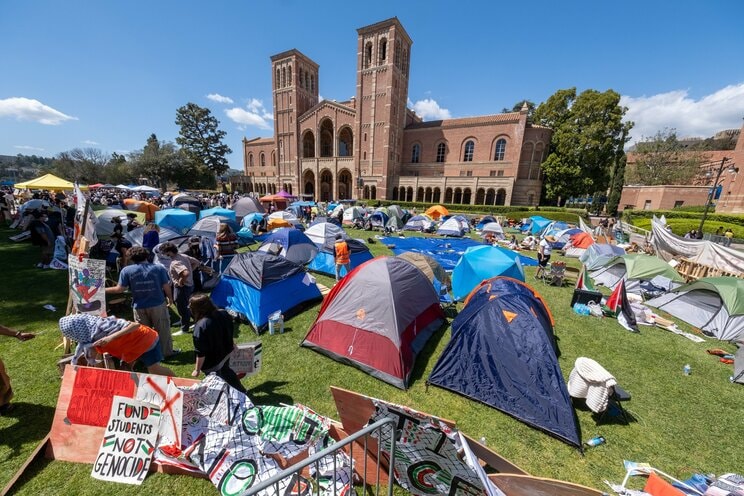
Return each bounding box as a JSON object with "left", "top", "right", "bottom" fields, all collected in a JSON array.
[
  {"left": 584, "top": 435, "right": 606, "bottom": 448},
  {"left": 683, "top": 364, "right": 691, "bottom": 376},
  {"left": 480, "top": 437, "right": 486, "bottom": 445}
]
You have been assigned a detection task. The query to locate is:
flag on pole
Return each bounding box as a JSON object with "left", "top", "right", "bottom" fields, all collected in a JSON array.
[
  {"left": 73, "top": 183, "right": 97, "bottom": 254},
  {"left": 575, "top": 267, "right": 595, "bottom": 291},
  {"left": 605, "top": 280, "right": 638, "bottom": 332}
]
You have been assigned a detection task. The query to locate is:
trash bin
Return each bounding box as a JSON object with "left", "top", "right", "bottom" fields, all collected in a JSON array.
[{"left": 268, "top": 310, "right": 284, "bottom": 335}]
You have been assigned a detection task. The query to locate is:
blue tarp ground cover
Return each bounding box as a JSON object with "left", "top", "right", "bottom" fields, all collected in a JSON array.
[
  {"left": 381, "top": 237, "right": 538, "bottom": 272},
  {"left": 428, "top": 277, "right": 581, "bottom": 448}
]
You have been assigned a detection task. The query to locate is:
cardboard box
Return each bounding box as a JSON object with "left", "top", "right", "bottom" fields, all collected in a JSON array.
[{"left": 229, "top": 342, "right": 263, "bottom": 379}]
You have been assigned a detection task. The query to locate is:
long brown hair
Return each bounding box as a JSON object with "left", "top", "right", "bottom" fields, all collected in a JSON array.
[{"left": 188, "top": 293, "right": 217, "bottom": 321}]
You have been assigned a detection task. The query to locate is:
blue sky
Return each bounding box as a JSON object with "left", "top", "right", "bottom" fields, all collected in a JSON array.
[{"left": 2, "top": 0, "right": 744, "bottom": 169}]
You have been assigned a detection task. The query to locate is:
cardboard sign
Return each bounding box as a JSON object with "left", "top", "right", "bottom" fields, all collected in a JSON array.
[
  {"left": 68, "top": 256, "right": 106, "bottom": 316},
  {"left": 135, "top": 375, "right": 183, "bottom": 449},
  {"left": 229, "top": 342, "right": 263, "bottom": 378},
  {"left": 91, "top": 396, "right": 161, "bottom": 485}
]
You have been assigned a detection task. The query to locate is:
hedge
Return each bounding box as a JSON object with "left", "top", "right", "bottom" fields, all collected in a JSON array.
[{"left": 622, "top": 209, "right": 744, "bottom": 228}]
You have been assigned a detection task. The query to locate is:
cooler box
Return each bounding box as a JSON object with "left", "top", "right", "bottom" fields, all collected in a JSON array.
[{"left": 571, "top": 289, "right": 603, "bottom": 307}]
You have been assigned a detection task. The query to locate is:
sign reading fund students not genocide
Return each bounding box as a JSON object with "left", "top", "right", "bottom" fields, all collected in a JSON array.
[{"left": 91, "top": 396, "right": 161, "bottom": 485}]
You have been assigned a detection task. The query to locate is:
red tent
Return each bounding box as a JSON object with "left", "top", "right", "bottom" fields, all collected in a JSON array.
[
  {"left": 302, "top": 257, "right": 445, "bottom": 389},
  {"left": 570, "top": 231, "right": 595, "bottom": 249}
]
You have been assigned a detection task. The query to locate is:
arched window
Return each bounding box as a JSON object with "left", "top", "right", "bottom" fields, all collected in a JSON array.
[
  {"left": 462, "top": 188, "right": 472, "bottom": 205},
  {"left": 363, "top": 185, "right": 370, "bottom": 200},
  {"left": 394, "top": 40, "right": 401, "bottom": 67},
  {"left": 287, "top": 66, "right": 292, "bottom": 86},
  {"left": 365, "top": 42, "right": 373, "bottom": 68},
  {"left": 485, "top": 188, "right": 495, "bottom": 205},
  {"left": 425, "top": 187, "right": 432, "bottom": 203},
  {"left": 406, "top": 187, "right": 413, "bottom": 202},
  {"left": 392, "top": 187, "right": 399, "bottom": 201},
  {"left": 496, "top": 189, "right": 507, "bottom": 206},
  {"left": 310, "top": 74, "right": 315, "bottom": 92},
  {"left": 338, "top": 127, "right": 353, "bottom": 157},
  {"left": 411, "top": 144, "right": 420, "bottom": 163},
  {"left": 281, "top": 68, "right": 286, "bottom": 87},
  {"left": 379, "top": 38, "right": 387, "bottom": 63},
  {"left": 417, "top": 187, "right": 424, "bottom": 202},
  {"left": 454, "top": 188, "right": 463, "bottom": 204},
  {"left": 436, "top": 142, "right": 446, "bottom": 163},
  {"left": 302, "top": 131, "right": 315, "bottom": 158},
  {"left": 433, "top": 187, "right": 441, "bottom": 203},
  {"left": 402, "top": 49, "right": 408, "bottom": 74},
  {"left": 275, "top": 69, "right": 280, "bottom": 89},
  {"left": 305, "top": 72, "right": 309, "bottom": 90},
  {"left": 494, "top": 139, "right": 507, "bottom": 161},
  {"left": 319, "top": 120, "right": 333, "bottom": 157},
  {"left": 299, "top": 68, "right": 304, "bottom": 89},
  {"left": 444, "top": 188, "right": 453, "bottom": 203},
  {"left": 463, "top": 140, "right": 474, "bottom": 162},
  {"left": 260, "top": 153, "right": 265, "bottom": 167},
  {"left": 248, "top": 153, "right": 254, "bottom": 167},
  {"left": 271, "top": 151, "right": 276, "bottom": 167},
  {"left": 371, "top": 185, "right": 377, "bottom": 200},
  {"left": 475, "top": 188, "right": 485, "bottom": 205}
]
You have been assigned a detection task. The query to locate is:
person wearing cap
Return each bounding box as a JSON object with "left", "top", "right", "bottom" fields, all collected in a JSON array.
[
  {"left": 333, "top": 233, "right": 350, "bottom": 282},
  {"left": 536, "top": 235, "right": 556, "bottom": 279},
  {"left": 125, "top": 213, "right": 140, "bottom": 232}
]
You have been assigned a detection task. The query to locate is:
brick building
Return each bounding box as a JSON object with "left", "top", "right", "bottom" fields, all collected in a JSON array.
[
  {"left": 619, "top": 122, "right": 744, "bottom": 212},
  {"left": 231, "top": 17, "right": 551, "bottom": 206}
]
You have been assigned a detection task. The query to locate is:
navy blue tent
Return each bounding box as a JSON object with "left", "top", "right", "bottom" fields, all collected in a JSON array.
[
  {"left": 428, "top": 277, "right": 581, "bottom": 448},
  {"left": 211, "top": 252, "right": 322, "bottom": 331},
  {"left": 257, "top": 227, "right": 318, "bottom": 265}
]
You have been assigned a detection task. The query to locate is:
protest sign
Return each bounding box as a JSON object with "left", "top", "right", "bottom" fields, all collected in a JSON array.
[
  {"left": 92, "top": 396, "right": 161, "bottom": 485},
  {"left": 68, "top": 256, "right": 106, "bottom": 316},
  {"left": 229, "top": 342, "right": 262, "bottom": 378}
]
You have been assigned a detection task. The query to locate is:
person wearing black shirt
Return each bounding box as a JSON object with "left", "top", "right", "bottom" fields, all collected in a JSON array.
[{"left": 188, "top": 294, "right": 246, "bottom": 393}]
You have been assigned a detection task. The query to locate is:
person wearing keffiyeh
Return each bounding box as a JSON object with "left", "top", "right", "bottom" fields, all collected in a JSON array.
[{"left": 58, "top": 314, "right": 174, "bottom": 376}]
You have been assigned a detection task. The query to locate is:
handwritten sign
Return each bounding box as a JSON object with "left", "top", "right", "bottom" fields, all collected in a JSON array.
[
  {"left": 68, "top": 256, "right": 106, "bottom": 316},
  {"left": 67, "top": 367, "right": 135, "bottom": 427},
  {"left": 92, "top": 396, "right": 161, "bottom": 485},
  {"left": 229, "top": 342, "right": 263, "bottom": 379}
]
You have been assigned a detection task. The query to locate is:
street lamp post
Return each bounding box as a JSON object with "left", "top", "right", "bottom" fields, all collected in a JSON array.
[{"left": 698, "top": 157, "right": 737, "bottom": 235}]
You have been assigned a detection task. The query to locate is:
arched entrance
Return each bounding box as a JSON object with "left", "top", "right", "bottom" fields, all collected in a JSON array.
[
  {"left": 338, "top": 169, "right": 352, "bottom": 199},
  {"left": 444, "top": 188, "right": 453, "bottom": 203},
  {"left": 320, "top": 119, "right": 334, "bottom": 157},
  {"left": 302, "top": 131, "right": 315, "bottom": 158},
  {"left": 338, "top": 127, "right": 353, "bottom": 157},
  {"left": 454, "top": 188, "right": 462, "bottom": 204},
  {"left": 433, "top": 188, "right": 441, "bottom": 203},
  {"left": 475, "top": 188, "right": 485, "bottom": 205},
  {"left": 496, "top": 188, "right": 507, "bottom": 206},
  {"left": 320, "top": 169, "right": 333, "bottom": 202},
  {"left": 417, "top": 187, "right": 424, "bottom": 202},
  {"left": 485, "top": 188, "right": 495, "bottom": 205},
  {"left": 302, "top": 170, "right": 315, "bottom": 198}
]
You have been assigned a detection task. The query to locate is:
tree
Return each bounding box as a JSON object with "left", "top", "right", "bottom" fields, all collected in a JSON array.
[
  {"left": 625, "top": 129, "right": 708, "bottom": 185},
  {"left": 502, "top": 100, "right": 536, "bottom": 119},
  {"left": 129, "top": 134, "right": 184, "bottom": 190},
  {"left": 102, "top": 152, "right": 137, "bottom": 185},
  {"left": 175, "top": 103, "right": 232, "bottom": 176},
  {"left": 48, "top": 148, "right": 110, "bottom": 184},
  {"left": 533, "top": 88, "right": 632, "bottom": 205}
]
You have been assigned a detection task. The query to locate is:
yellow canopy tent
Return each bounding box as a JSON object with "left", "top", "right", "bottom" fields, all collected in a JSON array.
[{"left": 14, "top": 173, "right": 88, "bottom": 191}]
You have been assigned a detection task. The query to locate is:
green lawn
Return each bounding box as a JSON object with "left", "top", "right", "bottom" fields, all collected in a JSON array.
[{"left": 0, "top": 225, "right": 742, "bottom": 495}]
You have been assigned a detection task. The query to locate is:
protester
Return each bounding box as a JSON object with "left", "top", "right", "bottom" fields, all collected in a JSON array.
[
  {"left": 333, "top": 233, "right": 350, "bottom": 281},
  {"left": 0, "top": 324, "right": 35, "bottom": 415},
  {"left": 112, "top": 216, "right": 124, "bottom": 237},
  {"left": 28, "top": 210, "right": 54, "bottom": 268},
  {"left": 188, "top": 294, "right": 246, "bottom": 393},
  {"left": 521, "top": 234, "right": 537, "bottom": 250},
  {"left": 160, "top": 242, "right": 210, "bottom": 335},
  {"left": 536, "top": 235, "right": 555, "bottom": 279},
  {"left": 125, "top": 212, "right": 141, "bottom": 232},
  {"left": 58, "top": 314, "right": 174, "bottom": 376},
  {"left": 142, "top": 223, "right": 160, "bottom": 255},
  {"left": 725, "top": 228, "right": 734, "bottom": 246},
  {"left": 215, "top": 223, "right": 238, "bottom": 257},
  {"left": 105, "top": 246, "right": 178, "bottom": 358}
]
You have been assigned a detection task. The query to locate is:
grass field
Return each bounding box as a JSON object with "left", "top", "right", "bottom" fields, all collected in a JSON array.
[{"left": 0, "top": 225, "right": 742, "bottom": 495}]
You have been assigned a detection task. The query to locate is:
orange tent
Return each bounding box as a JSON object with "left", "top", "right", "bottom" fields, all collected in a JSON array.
[
  {"left": 267, "top": 218, "right": 293, "bottom": 230},
  {"left": 570, "top": 231, "right": 595, "bottom": 249},
  {"left": 123, "top": 198, "right": 160, "bottom": 222},
  {"left": 425, "top": 205, "right": 449, "bottom": 220}
]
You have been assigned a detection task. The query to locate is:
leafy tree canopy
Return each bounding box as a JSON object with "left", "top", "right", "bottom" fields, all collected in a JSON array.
[
  {"left": 175, "top": 103, "right": 232, "bottom": 177},
  {"left": 625, "top": 129, "right": 708, "bottom": 185}
]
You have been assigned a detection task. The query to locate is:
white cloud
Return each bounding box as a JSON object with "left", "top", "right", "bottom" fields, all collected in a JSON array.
[
  {"left": 14, "top": 145, "right": 44, "bottom": 151},
  {"left": 621, "top": 83, "right": 744, "bottom": 145},
  {"left": 82, "top": 140, "right": 99, "bottom": 146},
  {"left": 207, "top": 93, "right": 234, "bottom": 104},
  {"left": 0, "top": 97, "right": 77, "bottom": 125},
  {"left": 225, "top": 107, "right": 272, "bottom": 130},
  {"left": 410, "top": 98, "right": 451, "bottom": 120}
]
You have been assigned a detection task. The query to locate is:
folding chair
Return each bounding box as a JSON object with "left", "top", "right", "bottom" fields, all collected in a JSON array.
[
  {"left": 542, "top": 261, "right": 566, "bottom": 286},
  {"left": 598, "top": 384, "right": 631, "bottom": 424}
]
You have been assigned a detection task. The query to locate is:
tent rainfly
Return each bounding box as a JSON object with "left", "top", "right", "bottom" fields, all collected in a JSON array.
[
  {"left": 589, "top": 254, "right": 683, "bottom": 294},
  {"left": 14, "top": 173, "right": 87, "bottom": 191}
]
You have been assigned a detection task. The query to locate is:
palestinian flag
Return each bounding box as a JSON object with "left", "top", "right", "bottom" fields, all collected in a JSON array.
[
  {"left": 605, "top": 280, "right": 638, "bottom": 332},
  {"left": 575, "top": 267, "right": 595, "bottom": 291}
]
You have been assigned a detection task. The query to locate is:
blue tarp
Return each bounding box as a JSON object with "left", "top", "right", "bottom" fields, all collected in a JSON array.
[
  {"left": 529, "top": 216, "right": 552, "bottom": 235},
  {"left": 428, "top": 277, "right": 581, "bottom": 448},
  {"left": 452, "top": 245, "right": 525, "bottom": 300},
  {"left": 154, "top": 208, "right": 197, "bottom": 235},
  {"left": 200, "top": 207, "right": 236, "bottom": 220}
]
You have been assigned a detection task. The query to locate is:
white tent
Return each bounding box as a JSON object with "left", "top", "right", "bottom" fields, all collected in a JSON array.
[
  {"left": 580, "top": 244, "right": 626, "bottom": 271},
  {"left": 479, "top": 222, "right": 505, "bottom": 240},
  {"left": 437, "top": 217, "right": 467, "bottom": 237},
  {"left": 342, "top": 206, "right": 364, "bottom": 224}
]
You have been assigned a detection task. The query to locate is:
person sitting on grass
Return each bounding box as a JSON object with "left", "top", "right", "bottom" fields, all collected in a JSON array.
[
  {"left": 58, "top": 314, "right": 174, "bottom": 376},
  {"left": 188, "top": 294, "right": 246, "bottom": 393},
  {"left": 0, "top": 324, "right": 35, "bottom": 415}
]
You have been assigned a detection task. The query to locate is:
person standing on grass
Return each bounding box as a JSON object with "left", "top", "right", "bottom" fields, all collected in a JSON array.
[
  {"left": 160, "top": 242, "right": 211, "bottom": 335},
  {"left": 105, "top": 246, "right": 179, "bottom": 358},
  {"left": 536, "top": 235, "right": 555, "bottom": 279},
  {"left": 0, "top": 325, "right": 35, "bottom": 415},
  {"left": 28, "top": 210, "right": 55, "bottom": 269},
  {"left": 333, "top": 233, "right": 350, "bottom": 282},
  {"left": 58, "top": 314, "right": 174, "bottom": 376},
  {"left": 188, "top": 294, "right": 246, "bottom": 393}
]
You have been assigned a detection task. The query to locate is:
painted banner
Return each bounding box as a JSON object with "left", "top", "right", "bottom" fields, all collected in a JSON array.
[
  {"left": 68, "top": 255, "right": 106, "bottom": 316},
  {"left": 135, "top": 375, "right": 183, "bottom": 450},
  {"left": 229, "top": 342, "right": 263, "bottom": 379},
  {"left": 369, "top": 400, "right": 504, "bottom": 496},
  {"left": 91, "top": 396, "right": 161, "bottom": 485}
]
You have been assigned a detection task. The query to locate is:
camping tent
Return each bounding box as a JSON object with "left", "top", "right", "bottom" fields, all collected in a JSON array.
[
  {"left": 200, "top": 207, "right": 236, "bottom": 220},
  {"left": 367, "top": 211, "right": 389, "bottom": 229},
  {"left": 476, "top": 215, "right": 497, "bottom": 230},
  {"left": 553, "top": 228, "right": 583, "bottom": 249},
  {"left": 14, "top": 173, "right": 86, "bottom": 191},
  {"left": 172, "top": 194, "right": 202, "bottom": 213},
  {"left": 342, "top": 206, "right": 365, "bottom": 225},
  {"left": 211, "top": 252, "right": 322, "bottom": 331},
  {"left": 403, "top": 215, "right": 434, "bottom": 232},
  {"left": 479, "top": 222, "right": 505, "bottom": 240},
  {"left": 124, "top": 225, "right": 182, "bottom": 246},
  {"left": 452, "top": 245, "right": 525, "bottom": 300},
  {"left": 589, "top": 254, "right": 683, "bottom": 294},
  {"left": 579, "top": 243, "right": 625, "bottom": 270},
  {"left": 437, "top": 216, "right": 468, "bottom": 237},
  {"left": 302, "top": 257, "right": 445, "bottom": 389},
  {"left": 187, "top": 216, "right": 239, "bottom": 239},
  {"left": 564, "top": 231, "right": 595, "bottom": 258},
  {"left": 231, "top": 197, "right": 265, "bottom": 221},
  {"left": 308, "top": 237, "right": 373, "bottom": 277},
  {"left": 257, "top": 228, "right": 319, "bottom": 265},
  {"left": 304, "top": 222, "right": 345, "bottom": 246},
  {"left": 529, "top": 216, "right": 552, "bottom": 235},
  {"left": 123, "top": 198, "right": 159, "bottom": 222},
  {"left": 428, "top": 277, "right": 581, "bottom": 448},
  {"left": 95, "top": 209, "right": 146, "bottom": 237},
  {"left": 646, "top": 277, "right": 744, "bottom": 342},
  {"left": 425, "top": 205, "right": 449, "bottom": 220},
  {"left": 154, "top": 208, "right": 197, "bottom": 235},
  {"left": 397, "top": 252, "right": 452, "bottom": 301}
]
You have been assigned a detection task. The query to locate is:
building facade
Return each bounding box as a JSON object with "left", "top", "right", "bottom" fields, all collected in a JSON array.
[{"left": 232, "top": 17, "right": 551, "bottom": 206}]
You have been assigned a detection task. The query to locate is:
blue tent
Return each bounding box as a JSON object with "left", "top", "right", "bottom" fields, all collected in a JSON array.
[
  {"left": 211, "top": 252, "right": 322, "bottom": 331},
  {"left": 529, "top": 216, "right": 552, "bottom": 235},
  {"left": 200, "top": 207, "right": 236, "bottom": 220},
  {"left": 476, "top": 215, "right": 497, "bottom": 230},
  {"left": 308, "top": 238, "right": 374, "bottom": 277},
  {"left": 368, "top": 211, "right": 388, "bottom": 229},
  {"left": 154, "top": 208, "right": 197, "bottom": 235},
  {"left": 428, "top": 277, "right": 581, "bottom": 448},
  {"left": 257, "top": 227, "right": 319, "bottom": 265},
  {"left": 452, "top": 245, "right": 524, "bottom": 300}
]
